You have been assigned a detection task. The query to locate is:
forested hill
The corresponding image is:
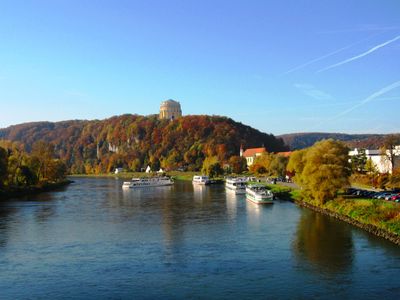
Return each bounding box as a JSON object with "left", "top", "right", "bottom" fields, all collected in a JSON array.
[
  {"left": 0, "top": 115, "right": 288, "bottom": 173},
  {"left": 278, "top": 132, "right": 389, "bottom": 150}
]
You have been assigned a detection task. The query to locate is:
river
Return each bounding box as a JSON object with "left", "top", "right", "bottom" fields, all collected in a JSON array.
[{"left": 0, "top": 177, "right": 399, "bottom": 299}]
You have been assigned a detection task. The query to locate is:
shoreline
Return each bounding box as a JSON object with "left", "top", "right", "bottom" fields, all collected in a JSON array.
[
  {"left": 0, "top": 180, "right": 73, "bottom": 201},
  {"left": 295, "top": 199, "right": 400, "bottom": 245}
]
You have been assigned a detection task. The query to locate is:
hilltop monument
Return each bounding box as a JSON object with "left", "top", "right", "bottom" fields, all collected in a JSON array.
[{"left": 159, "top": 99, "right": 182, "bottom": 120}]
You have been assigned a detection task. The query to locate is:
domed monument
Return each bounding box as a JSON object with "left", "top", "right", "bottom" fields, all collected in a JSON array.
[{"left": 159, "top": 99, "right": 182, "bottom": 120}]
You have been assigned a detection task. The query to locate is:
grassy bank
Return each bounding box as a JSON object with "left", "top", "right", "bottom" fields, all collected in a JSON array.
[
  {"left": 0, "top": 180, "right": 73, "bottom": 201},
  {"left": 258, "top": 182, "right": 400, "bottom": 242},
  {"left": 292, "top": 191, "right": 400, "bottom": 243},
  {"left": 323, "top": 198, "right": 400, "bottom": 235}
]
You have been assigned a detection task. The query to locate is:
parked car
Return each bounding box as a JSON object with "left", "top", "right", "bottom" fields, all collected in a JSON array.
[
  {"left": 384, "top": 193, "right": 398, "bottom": 200},
  {"left": 374, "top": 192, "right": 392, "bottom": 199},
  {"left": 390, "top": 194, "right": 400, "bottom": 202}
]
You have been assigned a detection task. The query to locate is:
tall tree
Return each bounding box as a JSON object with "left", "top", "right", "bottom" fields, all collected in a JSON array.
[
  {"left": 202, "top": 156, "right": 223, "bottom": 178},
  {"left": 350, "top": 148, "right": 367, "bottom": 173},
  {"left": 228, "top": 156, "right": 247, "bottom": 174},
  {"left": 270, "top": 155, "right": 289, "bottom": 178},
  {"left": 289, "top": 140, "right": 350, "bottom": 205},
  {"left": 0, "top": 147, "right": 8, "bottom": 188},
  {"left": 31, "top": 141, "right": 55, "bottom": 181},
  {"left": 381, "top": 134, "right": 400, "bottom": 173}
]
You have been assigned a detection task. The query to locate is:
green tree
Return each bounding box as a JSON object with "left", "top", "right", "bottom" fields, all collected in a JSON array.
[
  {"left": 290, "top": 140, "right": 350, "bottom": 205},
  {"left": 15, "top": 165, "right": 38, "bottom": 186},
  {"left": 287, "top": 149, "right": 307, "bottom": 186},
  {"left": 381, "top": 134, "right": 400, "bottom": 172},
  {"left": 47, "top": 160, "right": 67, "bottom": 182},
  {"left": 350, "top": 149, "right": 367, "bottom": 173},
  {"left": 228, "top": 156, "right": 247, "bottom": 174},
  {"left": 0, "top": 147, "right": 8, "bottom": 188},
  {"left": 202, "top": 156, "right": 223, "bottom": 178},
  {"left": 31, "top": 141, "right": 55, "bottom": 181},
  {"left": 249, "top": 153, "right": 273, "bottom": 175},
  {"left": 270, "top": 154, "right": 289, "bottom": 178},
  {"left": 388, "top": 167, "right": 400, "bottom": 188},
  {"left": 129, "top": 158, "right": 142, "bottom": 172}
]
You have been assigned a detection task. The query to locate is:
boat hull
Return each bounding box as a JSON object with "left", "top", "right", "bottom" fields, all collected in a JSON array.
[
  {"left": 245, "top": 185, "right": 274, "bottom": 204},
  {"left": 122, "top": 178, "right": 174, "bottom": 188},
  {"left": 225, "top": 184, "right": 246, "bottom": 194},
  {"left": 246, "top": 193, "right": 274, "bottom": 204}
]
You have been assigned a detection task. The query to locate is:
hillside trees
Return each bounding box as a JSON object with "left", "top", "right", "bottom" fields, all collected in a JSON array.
[
  {"left": 0, "top": 115, "right": 288, "bottom": 174},
  {"left": 288, "top": 139, "right": 350, "bottom": 205}
]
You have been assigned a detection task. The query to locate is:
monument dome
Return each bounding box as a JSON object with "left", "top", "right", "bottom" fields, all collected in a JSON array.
[{"left": 159, "top": 99, "right": 182, "bottom": 120}]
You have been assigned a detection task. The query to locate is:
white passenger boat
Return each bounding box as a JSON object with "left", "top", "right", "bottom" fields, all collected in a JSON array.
[
  {"left": 192, "top": 175, "right": 210, "bottom": 185},
  {"left": 245, "top": 184, "right": 274, "bottom": 204},
  {"left": 225, "top": 177, "right": 247, "bottom": 194},
  {"left": 122, "top": 177, "right": 174, "bottom": 188}
]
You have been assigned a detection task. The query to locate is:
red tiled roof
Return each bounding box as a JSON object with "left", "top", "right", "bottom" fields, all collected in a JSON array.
[
  {"left": 276, "top": 151, "right": 292, "bottom": 157},
  {"left": 242, "top": 147, "right": 266, "bottom": 157}
]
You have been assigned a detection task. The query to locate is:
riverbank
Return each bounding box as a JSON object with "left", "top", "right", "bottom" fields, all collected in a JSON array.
[
  {"left": 261, "top": 182, "right": 400, "bottom": 245},
  {"left": 0, "top": 180, "right": 73, "bottom": 201},
  {"left": 295, "top": 199, "right": 400, "bottom": 245}
]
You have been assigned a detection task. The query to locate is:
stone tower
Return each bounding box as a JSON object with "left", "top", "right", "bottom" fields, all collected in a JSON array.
[{"left": 159, "top": 99, "right": 182, "bottom": 120}]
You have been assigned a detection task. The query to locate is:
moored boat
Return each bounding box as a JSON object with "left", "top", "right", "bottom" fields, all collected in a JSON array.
[
  {"left": 245, "top": 184, "right": 274, "bottom": 204},
  {"left": 225, "top": 177, "right": 247, "bottom": 194},
  {"left": 192, "top": 175, "right": 210, "bottom": 185},
  {"left": 122, "top": 176, "right": 174, "bottom": 188}
]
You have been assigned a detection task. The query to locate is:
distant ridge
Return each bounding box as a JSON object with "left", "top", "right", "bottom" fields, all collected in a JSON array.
[
  {"left": 0, "top": 114, "right": 288, "bottom": 173},
  {"left": 277, "top": 132, "right": 394, "bottom": 150}
]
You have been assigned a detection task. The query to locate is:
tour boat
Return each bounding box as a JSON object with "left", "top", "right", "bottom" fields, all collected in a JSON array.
[
  {"left": 192, "top": 175, "right": 210, "bottom": 185},
  {"left": 245, "top": 184, "right": 274, "bottom": 204},
  {"left": 225, "top": 177, "right": 247, "bottom": 194},
  {"left": 122, "top": 177, "right": 174, "bottom": 188}
]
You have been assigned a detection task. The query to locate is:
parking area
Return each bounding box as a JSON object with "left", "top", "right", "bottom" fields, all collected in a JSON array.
[{"left": 346, "top": 188, "right": 400, "bottom": 202}]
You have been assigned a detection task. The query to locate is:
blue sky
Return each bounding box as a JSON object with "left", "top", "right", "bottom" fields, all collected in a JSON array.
[{"left": 0, "top": 0, "right": 399, "bottom": 135}]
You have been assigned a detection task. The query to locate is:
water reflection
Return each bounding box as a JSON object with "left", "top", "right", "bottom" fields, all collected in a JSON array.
[
  {"left": 192, "top": 184, "right": 208, "bottom": 202},
  {"left": 293, "top": 209, "right": 354, "bottom": 274},
  {"left": 225, "top": 189, "right": 238, "bottom": 219},
  {"left": 0, "top": 204, "right": 17, "bottom": 248}
]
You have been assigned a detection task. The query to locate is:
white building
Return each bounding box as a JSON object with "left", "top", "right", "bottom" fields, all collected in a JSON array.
[{"left": 349, "top": 146, "right": 400, "bottom": 174}]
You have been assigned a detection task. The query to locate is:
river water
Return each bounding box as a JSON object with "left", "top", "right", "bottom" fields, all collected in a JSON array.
[{"left": 0, "top": 177, "right": 399, "bottom": 299}]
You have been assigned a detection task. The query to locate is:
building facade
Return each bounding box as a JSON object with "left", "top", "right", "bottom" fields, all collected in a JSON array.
[
  {"left": 159, "top": 99, "right": 182, "bottom": 120},
  {"left": 349, "top": 146, "right": 400, "bottom": 174},
  {"left": 240, "top": 146, "right": 267, "bottom": 166}
]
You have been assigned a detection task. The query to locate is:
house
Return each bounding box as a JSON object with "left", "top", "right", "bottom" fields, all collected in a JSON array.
[
  {"left": 240, "top": 146, "right": 267, "bottom": 166},
  {"left": 349, "top": 146, "right": 400, "bottom": 174},
  {"left": 114, "top": 168, "right": 124, "bottom": 174}
]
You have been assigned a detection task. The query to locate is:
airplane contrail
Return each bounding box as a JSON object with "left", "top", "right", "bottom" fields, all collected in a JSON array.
[
  {"left": 317, "top": 34, "right": 400, "bottom": 73},
  {"left": 313, "top": 80, "right": 400, "bottom": 129},
  {"left": 282, "top": 33, "right": 381, "bottom": 75}
]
